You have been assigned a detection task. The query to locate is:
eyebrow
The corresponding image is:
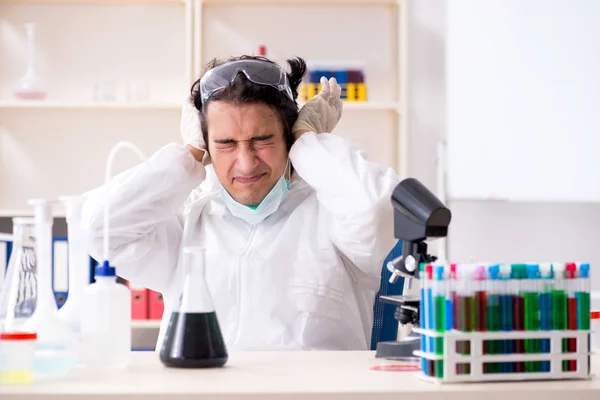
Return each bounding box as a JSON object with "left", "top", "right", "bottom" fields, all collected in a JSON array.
[
  {"left": 251, "top": 134, "right": 275, "bottom": 141},
  {"left": 213, "top": 134, "right": 275, "bottom": 144},
  {"left": 213, "top": 138, "right": 236, "bottom": 144}
]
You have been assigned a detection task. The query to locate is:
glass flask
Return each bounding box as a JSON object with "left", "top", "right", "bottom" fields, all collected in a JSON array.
[
  {"left": 159, "top": 247, "right": 228, "bottom": 368},
  {"left": 14, "top": 23, "right": 47, "bottom": 100},
  {"left": 0, "top": 218, "right": 38, "bottom": 333}
]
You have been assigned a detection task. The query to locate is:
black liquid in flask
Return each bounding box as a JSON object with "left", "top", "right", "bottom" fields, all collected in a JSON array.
[{"left": 160, "top": 247, "right": 228, "bottom": 368}]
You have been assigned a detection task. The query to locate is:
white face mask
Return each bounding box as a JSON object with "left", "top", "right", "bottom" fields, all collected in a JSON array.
[{"left": 221, "top": 160, "right": 291, "bottom": 225}]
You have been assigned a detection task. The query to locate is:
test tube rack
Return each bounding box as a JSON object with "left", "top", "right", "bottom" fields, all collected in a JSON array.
[{"left": 413, "top": 328, "right": 593, "bottom": 383}]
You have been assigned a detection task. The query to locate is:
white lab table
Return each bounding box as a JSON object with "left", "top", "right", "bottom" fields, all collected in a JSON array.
[{"left": 1, "top": 351, "right": 599, "bottom": 400}]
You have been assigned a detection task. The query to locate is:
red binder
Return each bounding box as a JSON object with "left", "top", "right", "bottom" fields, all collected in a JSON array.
[
  {"left": 148, "top": 290, "right": 164, "bottom": 320},
  {"left": 127, "top": 281, "right": 148, "bottom": 320}
]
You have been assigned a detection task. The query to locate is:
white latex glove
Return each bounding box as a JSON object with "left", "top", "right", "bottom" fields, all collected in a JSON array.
[
  {"left": 180, "top": 99, "right": 205, "bottom": 150},
  {"left": 293, "top": 76, "right": 343, "bottom": 136}
]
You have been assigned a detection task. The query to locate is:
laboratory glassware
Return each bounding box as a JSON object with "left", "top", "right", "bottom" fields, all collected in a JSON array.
[
  {"left": 14, "top": 23, "right": 46, "bottom": 100},
  {"left": 159, "top": 247, "right": 228, "bottom": 368},
  {"left": 0, "top": 218, "right": 38, "bottom": 332},
  {"left": 21, "top": 199, "right": 78, "bottom": 379},
  {"left": 57, "top": 196, "right": 91, "bottom": 335}
]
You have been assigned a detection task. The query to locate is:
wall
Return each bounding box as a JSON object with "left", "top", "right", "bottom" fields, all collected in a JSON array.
[{"left": 405, "top": 0, "right": 600, "bottom": 294}]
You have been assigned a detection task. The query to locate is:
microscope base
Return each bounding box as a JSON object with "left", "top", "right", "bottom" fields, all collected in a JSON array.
[{"left": 375, "top": 332, "right": 421, "bottom": 361}]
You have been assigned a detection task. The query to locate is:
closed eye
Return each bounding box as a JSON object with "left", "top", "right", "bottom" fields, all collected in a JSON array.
[
  {"left": 213, "top": 139, "right": 237, "bottom": 151},
  {"left": 251, "top": 135, "right": 276, "bottom": 146}
]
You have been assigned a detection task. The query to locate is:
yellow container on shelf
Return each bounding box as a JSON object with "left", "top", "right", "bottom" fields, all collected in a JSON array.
[{"left": 300, "top": 82, "right": 368, "bottom": 103}]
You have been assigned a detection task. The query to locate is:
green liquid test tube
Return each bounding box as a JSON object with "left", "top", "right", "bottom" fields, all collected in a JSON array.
[
  {"left": 576, "top": 263, "right": 591, "bottom": 375},
  {"left": 524, "top": 264, "right": 540, "bottom": 373},
  {"left": 552, "top": 263, "right": 568, "bottom": 372},
  {"left": 577, "top": 263, "right": 591, "bottom": 330}
]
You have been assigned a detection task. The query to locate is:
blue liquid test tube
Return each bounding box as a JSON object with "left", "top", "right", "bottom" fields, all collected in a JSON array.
[
  {"left": 419, "top": 262, "right": 427, "bottom": 375},
  {"left": 499, "top": 264, "right": 513, "bottom": 373},
  {"left": 426, "top": 264, "right": 434, "bottom": 376},
  {"left": 445, "top": 263, "right": 454, "bottom": 331},
  {"left": 539, "top": 263, "right": 553, "bottom": 372}
]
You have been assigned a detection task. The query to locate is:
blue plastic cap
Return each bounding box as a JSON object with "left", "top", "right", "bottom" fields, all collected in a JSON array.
[
  {"left": 526, "top": 264, "right": 539, "bottom": 279},
  {"left": 580, "top": 263, "right": 590, "bottom": 278},
  {"left": 488, "top": 264, "right": 500, "bottom": 280},
  {"left": 435, "top": 265, "right": 444, "bottom": 280},
  {"left": 95, "top": 260, "right": 116, "bottom": 277}
]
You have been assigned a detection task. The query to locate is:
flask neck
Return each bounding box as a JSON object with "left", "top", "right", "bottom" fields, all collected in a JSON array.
[
  {"left": 25, "top": 24, "right": 36, "bottom": 75},
  {"left": 179, "top": 250, "right": 214, "bottom": 314}
]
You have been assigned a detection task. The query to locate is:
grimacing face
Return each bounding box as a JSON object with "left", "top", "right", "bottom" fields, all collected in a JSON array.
[{"left": 206, "top": 101, "right": 288, "bottom": 207}]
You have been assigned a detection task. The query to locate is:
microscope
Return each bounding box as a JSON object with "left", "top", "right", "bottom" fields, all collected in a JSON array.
[{"left": 375, "top": 178, "right": 451, "bottom": 360}]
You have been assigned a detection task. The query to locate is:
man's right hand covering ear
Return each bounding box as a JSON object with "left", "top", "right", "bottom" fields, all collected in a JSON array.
[
  {"left": 180, "top": 98, "right": 206, "bottom": 151},
  {"left": 293, "top": 76, "right": 343, "bottom": 136}
]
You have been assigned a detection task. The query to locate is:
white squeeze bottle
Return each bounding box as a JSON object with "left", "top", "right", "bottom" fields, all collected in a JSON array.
[{"left": 81, "top": 260, "right": 131, "bottom": 369}]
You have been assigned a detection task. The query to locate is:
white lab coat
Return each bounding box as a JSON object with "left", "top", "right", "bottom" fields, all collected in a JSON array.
[{"left": 80, "top": 132, "right": 400, "bottom": 351}]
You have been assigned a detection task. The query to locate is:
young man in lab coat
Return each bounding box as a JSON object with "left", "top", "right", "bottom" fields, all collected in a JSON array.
[{"left": 81, "top": 56, "right": 401, "bottom": 351}]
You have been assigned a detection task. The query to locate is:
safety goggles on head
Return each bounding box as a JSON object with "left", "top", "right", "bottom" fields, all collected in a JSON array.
[{"left": 199, "top": 59, "right": 294, "bottom": 103}]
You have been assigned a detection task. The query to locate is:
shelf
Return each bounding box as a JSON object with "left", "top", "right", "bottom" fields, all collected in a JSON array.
[
  {"left": 0, "top": 100, "right": 398, "bottom": 112},
  {"left": 201, "top": 0, "right": 399, "bottom": 5},
  {"left": 0, "top": 101, "right": 183, "bottom": 111},
  {"left": 297, "top": 101, "right": 400, "bottom": 112},
  {"left": 339, "top": 101, "right": 400, "bottom": 112},
  {"left": 132, "top": 320, "right": 161, "bottom": 329},
  {"left": 0, "top": 0, "right": 184, "bottom": 4},
  {"left": 0, "top": 209, "right": 67, "bottom": 218}
]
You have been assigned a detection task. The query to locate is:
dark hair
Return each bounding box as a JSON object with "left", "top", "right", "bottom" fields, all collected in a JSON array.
[{"left": 189, "top": 55, "right": 307, "bottom": 153}]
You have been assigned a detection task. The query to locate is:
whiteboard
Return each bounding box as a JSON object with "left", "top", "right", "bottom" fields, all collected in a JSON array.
[{"left": 446, "top": 0, "right": 600, "bottom": 202}]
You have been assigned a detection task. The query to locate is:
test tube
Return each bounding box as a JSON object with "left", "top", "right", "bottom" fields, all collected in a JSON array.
[
  {"left": 456, "top": 264, "right": 474, "bottom": 375},
  {"left": 451, "top": 264, "right": 458, "bottom": 332},
  {"left": 566, "top": 262, "right": 577, "bottom": 372},
  {"left": 539, "top": 263, "right": 553, "bottom": 372},
  {"left": 419, "top": 262, "right": 427, "bottom": 375},
  {"left": 512, "top": 264, "right": 526, "bottom": 373},
  {"left": 499, "top": 264, "right": 513, "bottom": 373},
  {"left": 425, "top": 264, "right": 435, "bottom": 376},
  {"left": 475, "top": 265, "right": 487, "bottom": 333},
  {"left": 552, "top": 262, "right": 568, "bottom": 372},
  {"left": 474, "top": 265, "right": 487, "bottom": 372},
  {"left": 433, "top": 264, "right": 446, "bottom": 378},
  {"left": 444, "top": 264, "right": 454, "bottom": 332},
  {"left": 486, "top": 265, "right": 501, "bottom": 374},
  {"left": 576, "top": 263, "right": 591, "bottom": 375},
  {"left": 576, "top": 263, "right": 591, "bottom": 330},
  {"left": 524, "top": 264, "right": 540, "bottom": 373}
]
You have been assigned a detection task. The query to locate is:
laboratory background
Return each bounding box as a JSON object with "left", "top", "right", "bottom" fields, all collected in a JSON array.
[{"left": 0, "top": 0, "right": 599, "bottom": 396}]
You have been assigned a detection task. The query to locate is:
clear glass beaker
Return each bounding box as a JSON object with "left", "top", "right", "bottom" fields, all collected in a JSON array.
[
  {"left": 159, "top": 247, "right": 228, "bottom": 368},
  {"left": 0, "top": 218, "right": 38, "bottom": 333}
]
